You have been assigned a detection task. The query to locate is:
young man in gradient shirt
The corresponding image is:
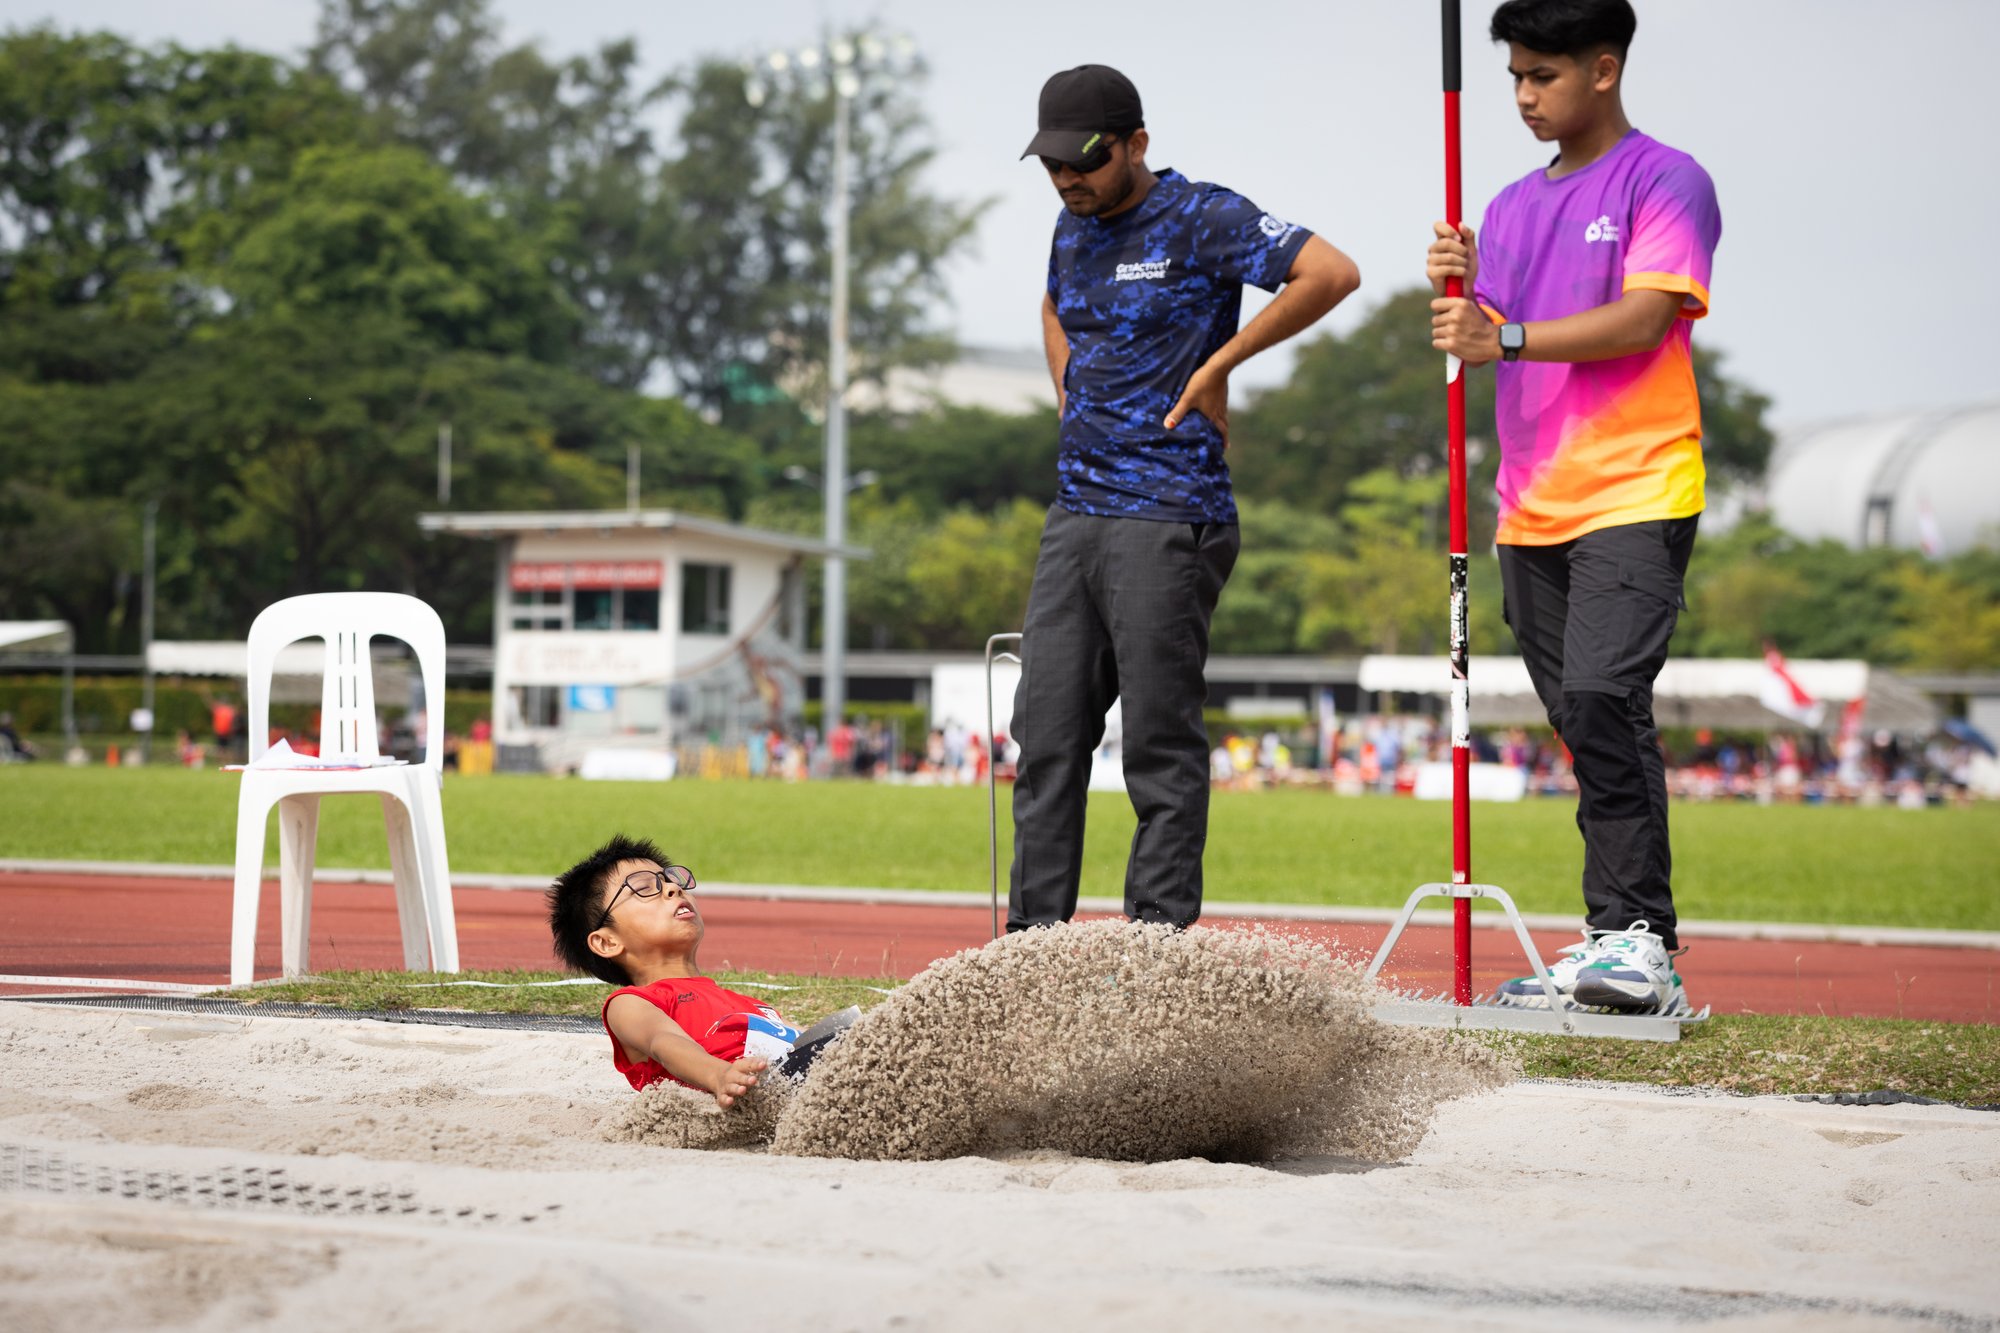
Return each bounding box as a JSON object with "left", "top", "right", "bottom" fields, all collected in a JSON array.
[{"left": 1428, "top": 0, "right": 1720, "bottom": 1015}]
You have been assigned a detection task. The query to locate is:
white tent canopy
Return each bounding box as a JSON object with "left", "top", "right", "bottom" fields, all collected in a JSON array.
[
  {"left": 1358, "top": 655, "right": 1936, "bottom": 733},
  {"left": 148, "top": 641, "right": 326, "bottom": 677},
  {"left": 0, "top": 621, "right": 73, "bottom": 653},
  {"left": 0, "top": 621, "right": 76, "bottom": 746},
  {"left": 147, "top": 640, "right": 417, "bottom": 708}
]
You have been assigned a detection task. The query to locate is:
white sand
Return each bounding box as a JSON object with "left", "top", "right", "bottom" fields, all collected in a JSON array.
[{"left": 2, "top": 1001, "right": 1996, "bottom": 1331}]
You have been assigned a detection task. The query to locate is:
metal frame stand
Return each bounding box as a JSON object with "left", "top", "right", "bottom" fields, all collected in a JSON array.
[
  {"left": 985, "top": 633, "right": 1023, "bottom": 941},
  {"left": 1365, "top": 882, "right": 1709, "bottom": 1040}
]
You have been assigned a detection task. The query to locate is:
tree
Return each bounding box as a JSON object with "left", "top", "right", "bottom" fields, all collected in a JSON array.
[
  {"left": 834, "top": 497, "right": 1044, "bottom": 652},
  {"left": 184, "top": 144, "right": 577, "bottom": 361},
  {"left": 0, "top": 480, "right": 140, "bottom": 651},
  {"left": 1208, "top": 499, "right": 1343, "bottom": 655},
  {"left": 640, "top": 52, "right": 983, "bottom": 419},
  {"left": 1693, "top": 342, "right": 1776, "bottom": 484},
  {"left": 308, "top": 1, "right": 985, "bottom": 406},
  {"left": 1891, "top": 564, "right": 2000, "bottom": 670},
  {"left": 906, "top": 501, "right": 1045, "bottom": 647},
  {"left": 1678, "top": 514, "right": 1812, "bottom": 657},
  {"left": 0, "top": 28, "right": 370, "bottom": 649},
  {"left": 1232, "top": 289, "right": 1500, "bottom": 533},
  {"left": 1674, "top": 512, "right": 1978, "bottom": 666},
  {"left": 849, "top": 404, "right": 1060, "bottom": 517},
  {"left": 0, "top": 24, "right": 766, "bottom": 647},
  {"left": 0, "top": 29, "right": 359, "bottom": 316},
  {"left": 1292, "top": 469, "right": 1447, "bottom": 655}
]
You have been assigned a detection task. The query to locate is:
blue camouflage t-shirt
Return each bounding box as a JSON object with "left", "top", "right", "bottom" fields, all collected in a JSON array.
[{"left": 1047, "top": 168, "right": 1311, "bottom": 524}]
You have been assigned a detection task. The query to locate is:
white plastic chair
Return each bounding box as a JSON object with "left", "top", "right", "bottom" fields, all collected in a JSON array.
[{"left": 229, "top": 593, "right": 460, "bottom": 985}]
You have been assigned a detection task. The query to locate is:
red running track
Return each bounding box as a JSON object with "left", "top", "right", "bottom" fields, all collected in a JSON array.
[{"left": 1, "top": 869, "right": 1994, "bottom": 1023}]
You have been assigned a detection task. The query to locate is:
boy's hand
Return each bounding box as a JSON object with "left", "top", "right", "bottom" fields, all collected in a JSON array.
[
  {"left": 707, "top": 1056, "right": 768, "bottom": 1109},
  {"left": 1431, "top": 298, "right": 1500, "bottom": 365},
  {"left": 1427, "top": 221, "right": 1478, "bottom": 296}
]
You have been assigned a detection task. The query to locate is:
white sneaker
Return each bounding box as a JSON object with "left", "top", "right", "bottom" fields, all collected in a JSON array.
[
  {"left": 1570, "top": 921, "right": 1687, "bottom": 1014},
  {"left": 1491, "top": 934, "right": 1597, "bottom": 1009}
]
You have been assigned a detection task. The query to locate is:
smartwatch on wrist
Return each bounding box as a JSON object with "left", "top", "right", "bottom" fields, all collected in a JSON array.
[{"left": 1499, "top": 323, "right": 1526, "bottom": 362}]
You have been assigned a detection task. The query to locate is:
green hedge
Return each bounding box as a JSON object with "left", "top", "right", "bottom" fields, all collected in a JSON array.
[
  {"left": 0, "top": 676, "right": 491, "bottom": 739},
  {"left": 800, "top": 701, "right": 931, "bottom": 741},
  {"left": 0, "top": 677, "right": 215, "bottom": 737},
  {"left": 1203, "top": 710, "right": 1311, "bottom": 738}
]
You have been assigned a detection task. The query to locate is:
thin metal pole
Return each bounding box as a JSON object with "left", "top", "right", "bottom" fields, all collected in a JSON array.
[
  {"left": 61, "top": 639, "right": 76, "bottom": 755},
  {"left": 822, "top": 85, "right": 852, "bottom": 733},
  {"left": 438, "top": 422, "right": 452, "bottom": 504},
  {"left": 1442, "top": 0, "right": 1473, "bottom": 1006},
  {"left": 986, "top": 633, "right": 1022, "bottom": 940},
  {"left": 627, "top": 441, "right": 641, "bottom": 511},
  {"left": 139, "top": 498, "right": 158, "bottom": 766}
]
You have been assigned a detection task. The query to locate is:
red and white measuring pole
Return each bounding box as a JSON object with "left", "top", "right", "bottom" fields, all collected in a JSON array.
[{"left": 1441, "top": 0, "right": 1474, "bottom": 1007}]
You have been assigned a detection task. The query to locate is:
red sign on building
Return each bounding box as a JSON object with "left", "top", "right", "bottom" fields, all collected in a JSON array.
[{"left": 509, "top": 561, "right": 663, "bottom": 591}]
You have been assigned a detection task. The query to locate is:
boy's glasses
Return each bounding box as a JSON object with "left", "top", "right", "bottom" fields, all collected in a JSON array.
[
  {"left": 1041, "top": 137, "right": 1116, "bottom": 176},
  {"left": 596, "top": 864, "right": 697, "bottom": 929}
]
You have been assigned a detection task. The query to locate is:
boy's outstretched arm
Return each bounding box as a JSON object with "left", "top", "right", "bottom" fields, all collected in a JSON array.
[{"left": 606, "top": 994, "right": 768, "bottom": 1109}]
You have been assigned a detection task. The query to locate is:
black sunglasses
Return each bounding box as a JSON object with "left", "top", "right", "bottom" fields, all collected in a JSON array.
[
  {"left": 595, "top": 864, "right": 697, "bottom": 930},
  {"left": 1041, "top": 136, "right": 1116, "bottom": 176}
]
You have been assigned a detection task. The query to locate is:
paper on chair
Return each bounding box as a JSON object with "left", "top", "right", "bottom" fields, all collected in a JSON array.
[{"left": 224, "top": 738, "right": 409, "bottom": 771}]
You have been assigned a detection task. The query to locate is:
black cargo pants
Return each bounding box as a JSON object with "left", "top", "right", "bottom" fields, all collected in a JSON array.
[
  {"left": 1498, "top": 516, "right": 1699, "bottom": 950},
  {"left": 1008, "top": 506, "right": 1239, "bottom": 931}
]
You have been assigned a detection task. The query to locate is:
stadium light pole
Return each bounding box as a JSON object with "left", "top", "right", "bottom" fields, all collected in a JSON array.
[
  {"left": 139, "top": 497, "right": 158, "bottom": 766},
  {"left": 746, "top": 33, "right": 915, "bottom": 734}
]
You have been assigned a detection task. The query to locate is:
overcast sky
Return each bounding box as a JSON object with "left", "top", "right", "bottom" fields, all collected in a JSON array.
[{"left": 7, "top": 0, "right": 1996, "bottom": 425}]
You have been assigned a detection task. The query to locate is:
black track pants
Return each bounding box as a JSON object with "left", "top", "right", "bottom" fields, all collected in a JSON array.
[
  {"left": 1498, "top": 516, "right": 1699, "bottom": 951},
  {"left": 1008, "top": 506, "right": 1239, "bottom": 931}
]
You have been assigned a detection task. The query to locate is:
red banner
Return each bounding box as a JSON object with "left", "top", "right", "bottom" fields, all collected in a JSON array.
[{"left": 510, "top": 561, "right": 662, "bottom": 591}]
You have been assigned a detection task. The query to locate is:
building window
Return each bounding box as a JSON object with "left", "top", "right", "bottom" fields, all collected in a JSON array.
[
  {"left": 623, "top": 588, "right": 661, "bottom": 632},
  {"left": 778, "top": 564, "right": 801, "bottom": 643},
  {"left": 509, "top": 685, "right": 561, "bottom": 729},
  {"left": 508, "top": 588, "right": 566, "bottom": 631},
  {"left": 681, "top": 562, "right": 731, "bottom": 635},
  {"left": 573, "top": 588, "right": 615, "bottom": 631}
]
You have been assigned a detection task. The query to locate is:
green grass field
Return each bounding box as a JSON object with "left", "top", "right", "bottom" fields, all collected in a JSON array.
[{"left": 4, "top": 767, "right": 1997, "bottom": 929}]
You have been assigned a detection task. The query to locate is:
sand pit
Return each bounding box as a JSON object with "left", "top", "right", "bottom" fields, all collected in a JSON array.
[{"left": 2, "top": 1000, "right": 1997, "bottom": 1330}]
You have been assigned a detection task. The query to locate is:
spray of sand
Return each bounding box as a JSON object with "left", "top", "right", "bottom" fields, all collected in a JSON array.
[
  {"left": 602, "top": 921, "right": 1514, "bottom": 1163},
  {"left": 598, "top": 1073, "right": 794, "bottom": 1151}
]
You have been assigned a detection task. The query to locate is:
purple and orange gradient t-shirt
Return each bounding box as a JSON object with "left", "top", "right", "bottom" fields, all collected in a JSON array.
[{"left": 1474, "top": 130, "right": 1721, "bottom": 546}]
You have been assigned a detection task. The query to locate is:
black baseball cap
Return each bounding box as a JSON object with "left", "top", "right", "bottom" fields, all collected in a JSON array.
[{"left": 1020, "top": 65, "right": 1145, "bottom": 162}]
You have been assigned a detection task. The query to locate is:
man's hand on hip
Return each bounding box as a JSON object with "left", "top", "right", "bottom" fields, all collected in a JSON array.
[{"left": 1164, "top": 363, "right": 1230, "bottom": 449}]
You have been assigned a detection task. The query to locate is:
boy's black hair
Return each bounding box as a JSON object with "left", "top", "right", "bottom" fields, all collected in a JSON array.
[
  {"left": 547, "top": 833, "right": 670, "bottom": 985},
  {"left": 1490, "top": 0, "right": 1637, "bottom": 61}
]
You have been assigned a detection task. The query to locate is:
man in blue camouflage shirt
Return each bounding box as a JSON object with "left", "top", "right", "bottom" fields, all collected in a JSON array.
[{"left": 1011, "top": 65, "right": 1360, "bottom": 930}]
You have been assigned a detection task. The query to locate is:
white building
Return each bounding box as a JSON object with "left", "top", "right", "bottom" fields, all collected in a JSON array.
[
  {"left": 854, "top": 345, "right": 1056, "bottom": 416},
  {"left": 418, "top": 509, "right": 862, "bottom": 772},
  {"left": 1763, "top": 401, "right": 2000, "bottom": 554}
]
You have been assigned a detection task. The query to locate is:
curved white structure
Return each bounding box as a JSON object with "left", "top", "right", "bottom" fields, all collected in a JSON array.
[{"left": 1766, "top": 402, "right": 2000, "bottom": 554}]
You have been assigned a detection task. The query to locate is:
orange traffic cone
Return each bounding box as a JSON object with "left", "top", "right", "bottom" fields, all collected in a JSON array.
[{"left": 105, "top": 744, "right": 120, "bottom": 767}]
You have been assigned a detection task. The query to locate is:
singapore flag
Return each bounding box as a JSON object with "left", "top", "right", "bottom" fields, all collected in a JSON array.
[{"left": 1760, "top": 644, "right": 1826, "bottom": 729}]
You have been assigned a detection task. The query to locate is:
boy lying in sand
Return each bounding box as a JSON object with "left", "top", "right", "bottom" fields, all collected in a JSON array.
[{"left": 548, "top": 834, "right": 847, "bottom": 1107}]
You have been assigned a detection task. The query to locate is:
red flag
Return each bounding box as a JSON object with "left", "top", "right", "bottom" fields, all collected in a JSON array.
[
  {"left": 1837, "top": 697, "right": 1866, "bottom": 749},
  {"left": 1760, "top": 644, "right": 1826, "bottom": 729}
]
